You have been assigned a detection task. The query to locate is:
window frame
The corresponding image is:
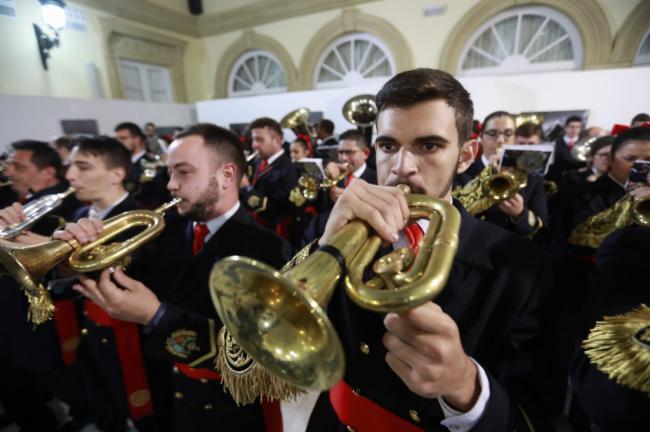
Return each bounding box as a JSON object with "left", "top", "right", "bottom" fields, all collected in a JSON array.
[
  {"left": 118, "top": 59, "right": 174, "bottom": 103},
  {"left": 227, "top": 49, "right": 289, "bottom": 98}
]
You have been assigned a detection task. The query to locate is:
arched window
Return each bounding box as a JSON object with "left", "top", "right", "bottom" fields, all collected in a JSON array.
[
  {"left": 228, "top": 50, "right": 288, "bottom": 97},
  {"left": 314, "top": 33, "right": 395, "bottom": 89},
  {"left": 459, "top": 6, "right": 582, "bottom": 76},
  {"left": 634, "top": 28, "right": 650, "bottom": 66}
]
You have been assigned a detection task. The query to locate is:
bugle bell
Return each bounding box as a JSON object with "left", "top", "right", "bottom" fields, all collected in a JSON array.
[{"left": 210, "top": 186, "right": 460, "bottom": 391}]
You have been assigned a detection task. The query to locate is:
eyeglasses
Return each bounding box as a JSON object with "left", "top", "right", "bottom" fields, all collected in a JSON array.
[{"left": 482, "top": 129, "right": 515, "bottom": 139}]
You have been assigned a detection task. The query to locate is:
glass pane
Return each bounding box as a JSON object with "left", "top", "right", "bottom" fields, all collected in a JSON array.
[
  {"left": 120, "top": 64, "right": 142, "bottom": 90},
  {"left": 258, "top": 56, "right": 269, "bottom": 82},
  {"left": 146, "top": 68, "right": 168, "bottom": 92},
  {"left": 639, "top": 33, "right": 650, "bottom": 56},
  {"left": 363, "top": 58, "right": 390, "bottom": 77},
  {"left": 235, "top": 66, "right": 252, "bottom": 86},
  {"left": 462, "top": 48, "right": 499, "bottom": 69},
  {"left": 264, "top": 61, "right": 287, "bottom": 88},
  {"left": 518, "top": 15, "right": 546, "bottom": 54},
  {"left": 473, "top": 28, "right": 504, "bottom": 60},
  {"left": 493, "top": 16, "right": 517, "bottom": 55},
  {"left": 150, "top": 90, "right": 170, "bottom": 103},
  {"left": 354, "top": 40, "right": 370, "bottom": 71},
  {"left": 361, "top": 45, "right": 390, "bottom": 76},
  {"left": 318, "top": 67, "right": 341, "bottom": 83},
  {"left": 530, "top": 37, "right": 573, "bottom": 63},
  {"left": 244, "top": 57, "right": 257, "bottom": 81},
  {"left": 526, "top": 20, "right": 568, "bottom": 61},
  {"left": 337, "top": 41, "right": 352, "bottom": 71},
  {"left": 322, "top": 50, "right": 345, "bottom": 75}
]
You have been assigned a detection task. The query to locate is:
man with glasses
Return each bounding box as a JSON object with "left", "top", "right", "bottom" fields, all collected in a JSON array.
[{"left": 326, "top": 129, "right": 377, "bottom": 204}]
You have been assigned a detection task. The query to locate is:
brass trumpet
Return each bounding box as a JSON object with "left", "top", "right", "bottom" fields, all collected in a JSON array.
[
  {"left": 342, "top": 94, "right": 377, "bottom": 127},
  {"left": 453, "top": 165, "right": 527, "bottom": 215},
  {"left": 0, "top": 198, "right": 181, "bottom": 324},
  {"left": 281, "top": 108, "right": 314, "bottom": 142},
  {"left": 210, "top": 186, "right": 460, "bottom": 390},
  {"left": 289, "top": 163, "right": 350, "bottom": 206}
]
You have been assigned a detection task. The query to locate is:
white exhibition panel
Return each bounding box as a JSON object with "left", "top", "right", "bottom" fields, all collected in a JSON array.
[
  {"left": 0, "top": 95, "right": 197, "bottom": 151},
  {"left": 197, "top": 67, "right": 650, "bottom": 137}
]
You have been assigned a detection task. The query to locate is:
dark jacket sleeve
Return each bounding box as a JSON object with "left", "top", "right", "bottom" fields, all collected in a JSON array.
[{"left": 508, "top": 175, "right": 549, "bottom": 237}]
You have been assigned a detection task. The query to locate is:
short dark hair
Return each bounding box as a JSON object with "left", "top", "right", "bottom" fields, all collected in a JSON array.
[
  {"left": 176, "top": 123, "right": 246, "bottom": 181},
  {"left": 250, "top": 117, "right": 283, "bottom": 138},
  {"left": 515, "top": 121, "right": 543, "bottom": 139},
  {"left": 611, "top": 126, "right": 650, "bottom": 156},
  {"left": 631, "top": 113, "right": 650, "bottom": 125},
  {"left": 54, "top": 136, "right": 76, "bottom": 151},
  {"left": 375, "top": 68, "right": 474, "bottom": 144},
  {"left": 588, "top": 135, "right": 615, "bottom": 158},
  {"left": 482, "top": 111, "right": 515, "bottom": 130},
  {"left": 318, "top": 119, "right": 335, "bottom": 135},
  {"left": 145, "top": 122, "right": 156, "bottom": 128},
  {"left": 115, "top": 122, "right": 146, "bottom": 140},
  {"left": 11, "top": 140, "right": 63, "bottom": 179},
  {"left": 292, "top": 138, "right": 309, "bottom": 151},
  {"left": 565, "top": 115, "right": 583, "bottom": 126},
  {"left": 75, "top": 136, "right": 132, "bottom": 181},
  {"left": 339, "top": 129, "right": 368, "bottom": 150}
]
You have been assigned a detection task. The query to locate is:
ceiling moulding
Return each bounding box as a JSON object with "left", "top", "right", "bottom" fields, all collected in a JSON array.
[
  {"left": 197, "top": 0, "right": 378, "bottom": 36},
  {"left": 72, "top": 0, "right": 200, "bottom": 37}
]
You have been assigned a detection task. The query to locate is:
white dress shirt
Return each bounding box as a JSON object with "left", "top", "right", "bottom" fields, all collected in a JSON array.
[
  {"left": 88, "top": 192, "right": 130, "bottom": 220},
  {"left": 193, "top": 201, "right": 240, "bottom": 244}
]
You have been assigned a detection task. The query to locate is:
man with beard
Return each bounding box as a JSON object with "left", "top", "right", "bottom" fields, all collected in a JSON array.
[
  {"left": 300, "top": 69, "right": 553, "bottom": 431},
  {"left": 55, "top": 123, "right": 291, "bottom": 431}
]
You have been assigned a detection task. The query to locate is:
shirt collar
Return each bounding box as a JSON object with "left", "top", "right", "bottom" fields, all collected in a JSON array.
[
  {"left": 392, "top": 195, "right": 453, "bottom": 250},
  {"left": 351, "top": 163, "right": 367, "bottom": 178},
  {"left": 194, "top": 201, "right": 241, "bottom": 243},
  {"left": 131, "top": 150, "right": 147, "bottom": 163},
  {"left": 480, "top": 154, "right": 490, "bottom": 168},
  {"left": 89, "top": 192, "right": 130, "bottom": 220},
  {"left": 607, "top": 172, "right": 627, "bottom": 189},
  {"left": 266, "top": 149, "right": 285, "bottom": 165}
]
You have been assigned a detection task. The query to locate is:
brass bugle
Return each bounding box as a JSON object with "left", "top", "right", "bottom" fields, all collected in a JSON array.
[
  {"left": 289, "top": 163, "right": 350, "bottom": 206},
  {"left": 0, "top": 187, "right": 76, "bottom": 239},
  {"left": 0, "top": 198, "right": 181, "bottom": 324},
  {"left": 211, "top": 185, "right": 460, "bottom": 391}
]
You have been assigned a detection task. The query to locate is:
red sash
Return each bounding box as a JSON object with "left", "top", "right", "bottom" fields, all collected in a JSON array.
[
  {"left": 84, "top": 300, "right": 154, "bottom": 420},
  {"left": 175, "top": 363, "right": 282, "bottom": 432},
  {"left": 330, "top": 380, "right": 424, "bottom": 432},
  {"left": 53, "top": 300, "right": 80, "bottom": 366}
]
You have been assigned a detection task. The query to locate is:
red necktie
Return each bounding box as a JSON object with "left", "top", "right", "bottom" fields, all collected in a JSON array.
[
  {"left": 252, "top": 159, "right": 268, "bottom": 185},
  {"left": 567, "top": 139, "right": 575, "bottom": 150},
  {"left": 344, "top": 173, "right": 355, "bottom": 188},
  {"left": 193, "top": 223, "right": 209, "bottom": 256},
  {"left": 403, "top": 222, "right": 424, "bottom": 256}
]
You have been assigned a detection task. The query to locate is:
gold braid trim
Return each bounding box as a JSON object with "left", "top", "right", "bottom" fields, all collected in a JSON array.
[
  {"left": 214, "top": 327, "right": 304, "bottom": 406},
  {"left": 281, "top": 239, "right": 319, "bottom": 272},
  {"left": 26, "top": 284, "right": 55, "bottom": 325},
  {"left": 569, "top": 195, "right": 632, "bottom": 249},
  {"left": 583, "top": 304, "right": 650, "bottom": 394}
]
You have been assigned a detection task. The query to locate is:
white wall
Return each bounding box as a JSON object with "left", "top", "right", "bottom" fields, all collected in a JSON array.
[
  {"left": 197, "top": 67, "right": 650, "bottom": 135},
  {"left": 0, "top": 95, "right": 197, "bottom": 150}
]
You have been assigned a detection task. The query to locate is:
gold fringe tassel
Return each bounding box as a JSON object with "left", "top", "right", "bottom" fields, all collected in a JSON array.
[
  {"left": 582, "top": 304, "right": 650, "bottom": 394},
  {"left": 214, "top": 327, "right": 305, "bottom": 406},
  {"left": 26, "top": 284, "right": 55, "bottom": 326}
]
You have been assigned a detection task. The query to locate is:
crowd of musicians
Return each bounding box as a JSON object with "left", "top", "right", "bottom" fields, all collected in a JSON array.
[{"left": 0, "top": 68, "right": 648, "bottom": 432}]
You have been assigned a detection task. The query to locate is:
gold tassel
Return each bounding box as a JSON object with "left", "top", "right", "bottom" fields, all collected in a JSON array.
[
  {"left": 214, "top": 327, "right": 305, "bottom": 406},
  {"left": 583, "top": 304, "right": 650, "bottom": 394},
  {"left": 26, "top": 284, "right": 55, "bottom": 325},
  {"left": 453, "top": 165, "right": 495, "bottom": 215}
]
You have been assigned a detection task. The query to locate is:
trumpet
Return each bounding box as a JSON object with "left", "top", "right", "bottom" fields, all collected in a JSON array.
[
  {"left": 0, "top": 187, "right": 76, "bottom": 239},
  {"left": 0, "top": 198, "right": 181, "bottom": 324},
  {"left": 289, "top": 163, "right": 350, "bottom": 206},
  {"left": 210, "top": 185, "right": 460, "bottom": 392},
  {"left": 453, "top": 165, "right": 527, "bottom": 215}
]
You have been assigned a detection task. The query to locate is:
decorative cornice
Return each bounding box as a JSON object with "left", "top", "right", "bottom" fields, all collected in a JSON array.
[
  {"left": 198, "top": 0, "right": 377, "bottom": 36},
  {"left": 72, "top": 0, "right": 200, "bottom": 37},
  {"left": 71, "top": 0, "right": 378, "bottom": 38}
]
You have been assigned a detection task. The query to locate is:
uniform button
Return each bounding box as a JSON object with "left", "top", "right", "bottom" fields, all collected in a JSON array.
[
  {"left": 200, "top": 378, "right": 208, "bottom": 384},
  {"left": 101, "top": 338, "right": 108, "bottom": 344},
  {"left": 352, "top": 388, "right": 361, "bottom": 396},
  {"left": 174, "top": 392, "right": 183, "bottom": 399},
  {"left": 173, "top": 366, "right": 179, "bottom": 374},
  {"left": 409, "top": 409, "right": 420, "bottom": 423},
  {"left": 203, "top": 403, "right": 213, "bottom": 410},
  {"left": 359, "top": 342, "right": 370, "bottom": 355},
  {"left": 346, "top": 426, "right": 356, "bottom": 432},
  {"left": 81, "top": 328, "right": 88, "bottom": 336}
]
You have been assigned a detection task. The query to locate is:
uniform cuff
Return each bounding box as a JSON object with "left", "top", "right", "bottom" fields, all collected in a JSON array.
[{"left": 437, "top": 358, "right": 490, "bottom": 432}]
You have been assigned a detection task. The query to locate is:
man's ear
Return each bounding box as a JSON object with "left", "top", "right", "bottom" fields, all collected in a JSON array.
[
  {"left": 41, "top": 166, "right": 57, "bottom": 181},
  {"left": 111, "top": 167, "right": 126, "bottom": 185},
  {"left": 456, "top": 139, "right": 479, "bottom": 174},
  {"left": 221, "top": 162, "right": 236, "bottom": 188},
  {"left": 363, "top": 147, "right": 371, "bottom": 158}
]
